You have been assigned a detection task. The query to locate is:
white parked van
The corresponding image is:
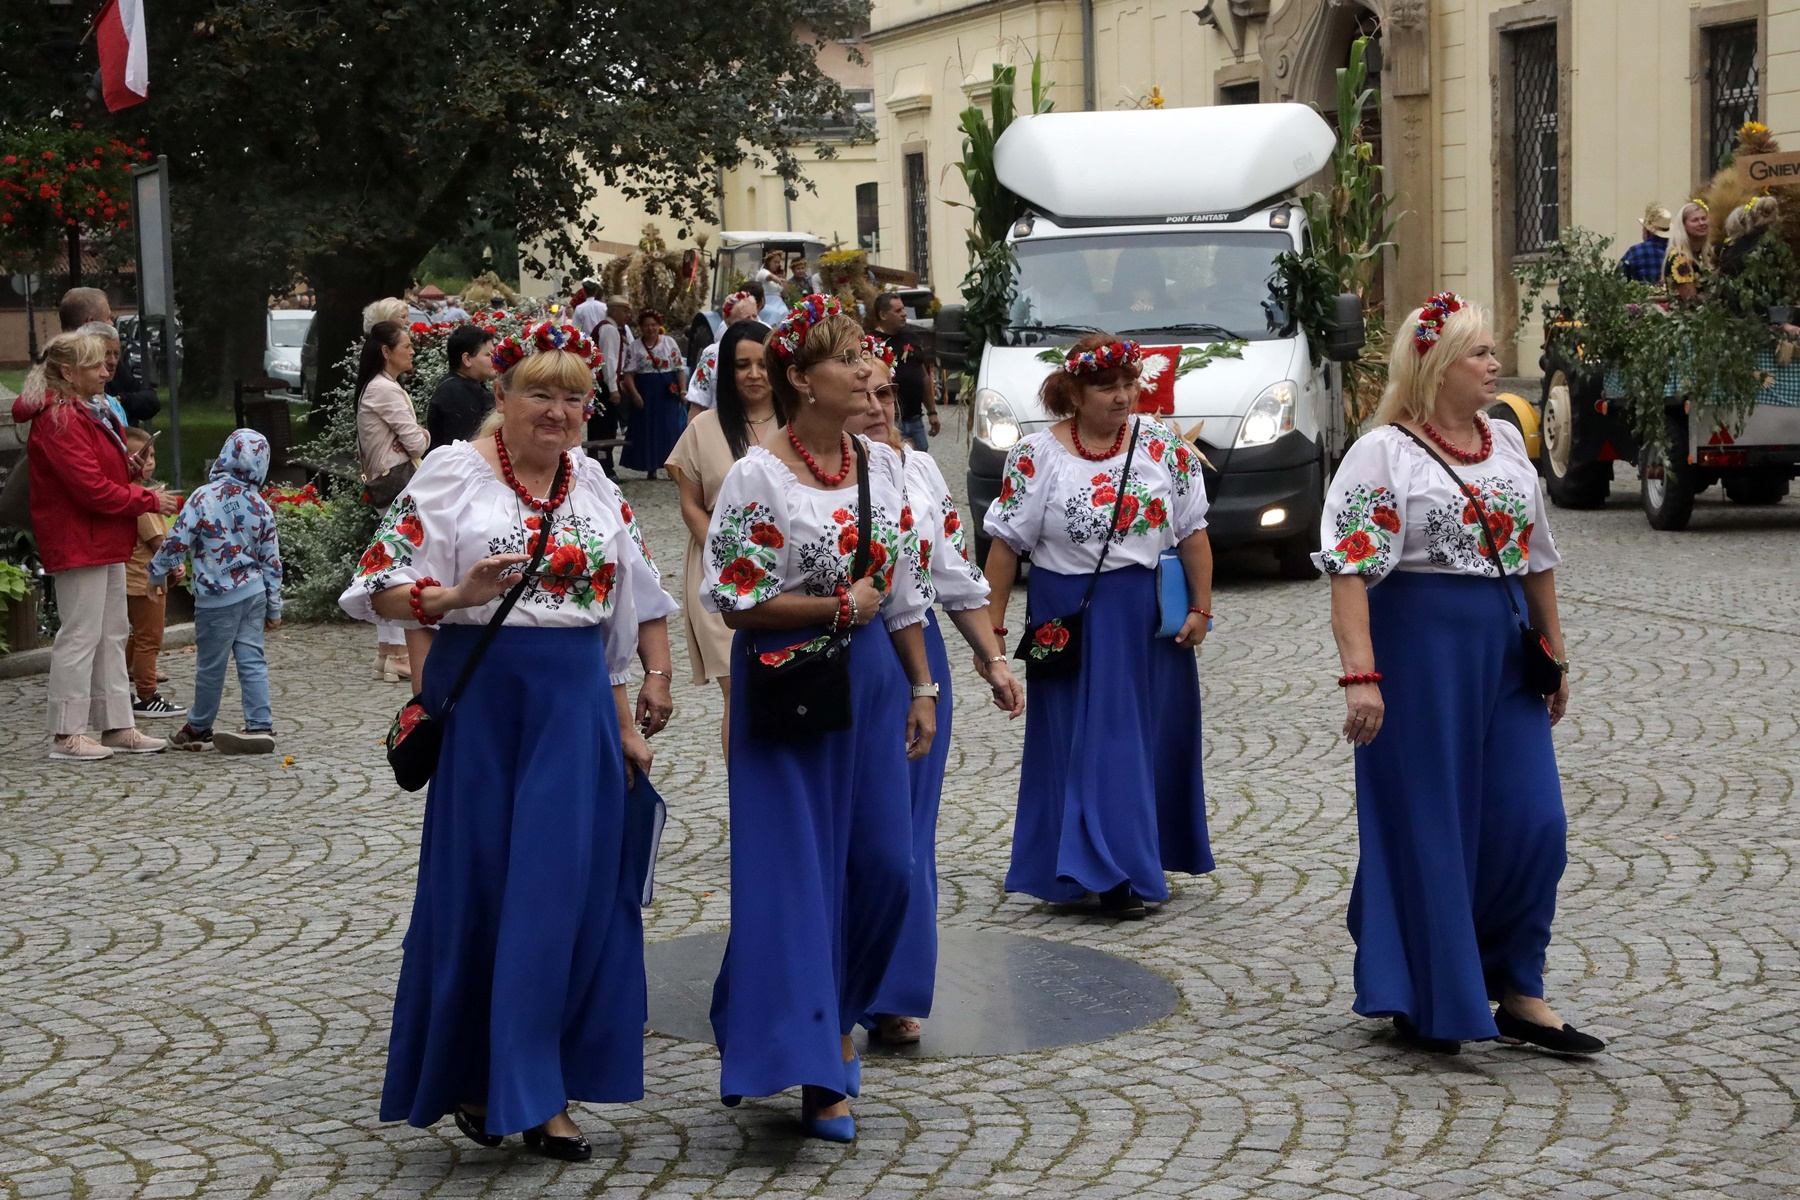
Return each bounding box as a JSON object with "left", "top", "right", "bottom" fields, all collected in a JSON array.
[{"left": 966, "top": 103, "right": 1362, "bottom": 576}]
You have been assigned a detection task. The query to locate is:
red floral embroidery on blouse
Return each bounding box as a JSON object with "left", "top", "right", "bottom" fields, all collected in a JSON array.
[
  {"left": 1143, "top": 498, "right": 1167, "bottom": 528},
  {"left": 1017, "top": 455, "right": 1036, "bottom": 478},
  {"left": 1336, "top": 531, "right": 1377, "bottom": 563},
  {"left": 358, "top": 542, "right": 393, "bottom": 575},
  {"left": 832, "top": 507, "right": 853, "bottom": 525},
  {"left": 900, "top": 505, "right": 914, "bottom": 531},
  {"left": 395, "top": 513, "right": 424, "bottom": 547},
  {"left": 1147, "top": 438, "right": 1166, "bottom": 462},
  {"left": 838, "top": 526, "right": 859, "bottom": 555},
  {"left": 1114, "top": 495, "right": 1141, "bottom": 530},
  {"left": 720, "top": 557, "right": 766, "bottom": 594},
  {"left": 1371, "top": 505, "right": 1400, "bottom": 533},
  {"left": 749, "top": 521, "right": 784, "bottom": 548}
]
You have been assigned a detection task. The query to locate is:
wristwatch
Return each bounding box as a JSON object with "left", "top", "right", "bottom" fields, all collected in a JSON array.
[{"left": 910, "top": 682, "right": 940, "bottom": 700}]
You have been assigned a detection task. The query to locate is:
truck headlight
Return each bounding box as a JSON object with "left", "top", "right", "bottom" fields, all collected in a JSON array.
[
  {"left": 1236, "top": 380, "right": 1298, "bottom": 448},
  {"left": 973, "top": 387, "right": 1022, "bottom": 451}
]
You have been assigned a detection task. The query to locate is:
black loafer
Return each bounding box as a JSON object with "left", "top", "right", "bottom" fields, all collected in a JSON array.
[
  {"left": 523, "top": 1124, "right": 592, "bottom": 1162},
  {"left": 1393, "top": 1015, "right": 1461, "bottom": 1055},
  {"left": 453, "top": 1106, "right": 502, "bottom": 1148},
  {"left": 1097, "top": 883, "right": 1146, "bottom": 920},
  {"left": 1495, "top": 1008, "right": 1606, "bottom": 1056}
]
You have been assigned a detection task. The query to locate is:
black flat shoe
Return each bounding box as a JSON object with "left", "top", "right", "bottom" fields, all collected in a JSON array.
[
  {"left": 523, "top": 1124, "right": 592, "bottom": 1162},
  {"left": 453, "top": 1107, "right": 503, "bottom": 1147},
  {"left": 1097, "top": 883, "right": 1146, "bottom": 920},
  {"left": 1495, "top": 1008, "right": 1607, "bottom": 1056},
  {"left": 1393, "top": 1015, "right": 1461, "bottom": 1055}
]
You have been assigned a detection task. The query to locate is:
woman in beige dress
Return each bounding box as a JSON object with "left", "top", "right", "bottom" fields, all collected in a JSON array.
[{"left": 666, "top": 320, "right": 777, "bottom": 752}]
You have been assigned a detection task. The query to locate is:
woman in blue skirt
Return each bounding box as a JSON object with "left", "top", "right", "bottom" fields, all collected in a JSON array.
[
  {"left": 620, "top": 308, "right": 687, "bottom": 478},
  {"left": 341, "top": 322, "right": 679, "bottom": 1159},
  {"left": 1319, "top": 292, "right": 1604, "bottom": 1057},
  {"left": 981, "top": 333, "right": 1215, "bottom": 919},
  {"left": 701, "top": 296, "right": 940, "bottom": 1142},
  {"left": 848, "top": 341, "right": 1023, "bottom": 1045}
]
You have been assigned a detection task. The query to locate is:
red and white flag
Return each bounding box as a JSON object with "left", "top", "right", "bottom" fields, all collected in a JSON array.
[{"left": 96, "top": 0, "right": 149, "bottom": 112}]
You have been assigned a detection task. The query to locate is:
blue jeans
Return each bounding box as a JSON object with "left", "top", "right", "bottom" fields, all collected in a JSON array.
[
  {"left": 191, "top": 591, "right": 272, "bottom": 733},
  {"left": 899, "top": 415, "right": 930, "bottom": 451}
]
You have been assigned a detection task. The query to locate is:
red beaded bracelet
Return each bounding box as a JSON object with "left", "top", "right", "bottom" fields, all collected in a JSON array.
[
  {"left": 410, "top": 577, "right": 442, "bottom": 626},
  {"left": 831, "top": 587, "right": 851, "bottom": 634},
  {"left": 993, "top": 625, "right": 1009, "bottom": 638},
  {"left": 1190, "top": 606, "right": 1214, "bottom": 619},
  {"left": 1337, "top": 671, "right": 1383, "bottom": 687}
]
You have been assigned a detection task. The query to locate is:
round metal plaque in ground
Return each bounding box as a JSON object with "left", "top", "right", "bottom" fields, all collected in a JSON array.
[{"left": 646, "top": 928, "right": 1179, "bottom": 1058}]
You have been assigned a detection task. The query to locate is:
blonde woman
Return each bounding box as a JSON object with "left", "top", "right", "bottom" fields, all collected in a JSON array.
[
  {"left": 1318, "top": 293, "right": 1602, "bottom": 1058},
  {"left": 1662, "top": 201, "right": 1712, "bottom": 303}
]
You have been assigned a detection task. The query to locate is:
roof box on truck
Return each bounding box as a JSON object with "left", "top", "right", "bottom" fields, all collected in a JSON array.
[{"left": 994, "top": 103, "right": 1335, "bottom": 223}]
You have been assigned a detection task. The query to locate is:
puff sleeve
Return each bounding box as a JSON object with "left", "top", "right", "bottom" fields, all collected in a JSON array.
[
  {"left": 338, "top": 451, "right": 469, "bottom": 622},
  {"left": 982, "top": 433, "right": 1051, "bottom": 555},
  {"left": 912, "top": 452, "right": 989, "bottom": 611},
  {"left": 1312, "top": 430, "right": 1407, "bottom": 584},
  {"left": 702, "top": 456, "right": 790, "bottom": 613},
  {"left": 1158, "top": 425, "right": 1210, "bottom": 541}
]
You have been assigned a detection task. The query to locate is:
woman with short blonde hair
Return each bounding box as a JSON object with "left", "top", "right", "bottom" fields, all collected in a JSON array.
[{"left": 1319, "top": 293, "right": 1602, "bottom": 1058}]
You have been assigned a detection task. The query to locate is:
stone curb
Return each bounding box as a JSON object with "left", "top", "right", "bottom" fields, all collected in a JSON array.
[{"left": 0, "top": 622, "right": 196, "bottom": 679}]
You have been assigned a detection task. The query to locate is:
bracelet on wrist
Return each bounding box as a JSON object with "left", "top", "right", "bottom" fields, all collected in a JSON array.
[
  {"left": 1337, "top": 670, "right": 1383, "bottom": 687},
  {"left": 410, "top": 577, "right": 443, "bottom": 626},
  {"left": 1189, "top": 606, "right": 1213, "bottom": 619},
  {"left": 993, "top": 625, "right": 1009, "bottom": 638},
  {"left": 645, "top": 668, "right": 670, "bottom": 679}
]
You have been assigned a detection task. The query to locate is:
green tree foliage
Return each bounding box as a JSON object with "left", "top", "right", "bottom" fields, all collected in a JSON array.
[{"left": 1, "top": 0, "right": 867, "bottom": 404}]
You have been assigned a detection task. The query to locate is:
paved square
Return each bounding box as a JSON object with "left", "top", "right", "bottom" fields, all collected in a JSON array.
[{"left": 2, "top": 425, "right": 1796, "bottom": 1198}]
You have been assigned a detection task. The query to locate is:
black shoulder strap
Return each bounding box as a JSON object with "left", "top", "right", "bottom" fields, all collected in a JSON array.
[
  {"left": 1081, "top": 418, "right": 1142, "bottom": 611},
  {"left": 1393, "top": 424, "right": 1527, "bottom": 625},
  {"left": 850, "top": 436, "right": 872, "bottom": 583},
  {"left": 437, "top": 450, "right": 569, "bottom": 719}
]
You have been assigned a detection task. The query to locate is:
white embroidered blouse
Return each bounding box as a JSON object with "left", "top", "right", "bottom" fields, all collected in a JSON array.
[
  {"left": 338, "top": 442, "right": 678, "bottom": 682},
  {"left": 624, "top": 334, "right": 686, "bottom": 377},
  {"left": 686, "top": 343, "right": 720, "bottom": 410},
  {"left": 700, "top": 442, "right": 929, "bottom": 633},
  {"left": 981, "top": 418, "right": 1210, "bottom": 575},
  {"left": 894, "top": 448, "right": 990, "bottom": 614},
  {"left": 1312, "top": 419, "right": 1562, "bottom": 584}
]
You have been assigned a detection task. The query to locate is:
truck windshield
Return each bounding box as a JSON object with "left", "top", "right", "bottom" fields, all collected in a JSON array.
[{"left": 1008, "top": 230, "right": 1292, "bottom": 342}]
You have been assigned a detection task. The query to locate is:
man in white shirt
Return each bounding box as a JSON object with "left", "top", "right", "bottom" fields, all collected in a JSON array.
[
  {"left": 591, "top": 297, "right": 636, "bottom": 478},
  {"left": 572, "top": 281, "right": 607, "bottom": 338}
]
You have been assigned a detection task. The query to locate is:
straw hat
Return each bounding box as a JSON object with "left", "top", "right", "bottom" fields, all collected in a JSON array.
[{"left": 1641, "top": 203, "right": 1672, "bottom": 236}]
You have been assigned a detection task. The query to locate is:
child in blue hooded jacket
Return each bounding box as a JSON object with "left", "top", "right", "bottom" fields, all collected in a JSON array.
[{"left": 149, "top": 429, "right": 285, "bottom": 754}]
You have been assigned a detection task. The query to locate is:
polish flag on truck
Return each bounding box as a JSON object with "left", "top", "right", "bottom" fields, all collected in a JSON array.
[{"left": 97, "top": 0, "right": 149, "bottom": 112}]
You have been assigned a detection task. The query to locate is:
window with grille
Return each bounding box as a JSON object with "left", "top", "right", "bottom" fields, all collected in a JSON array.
[
  {"left": 1509, "top": 25, "right": 1559, "bottom": 255},
  {"left": 1706, "top": 23, "right": 1759, "bottom": 173},
  {"left": 904, "top": 152, "right": 930, "bottom": 282},
  {"left": 1219, "top": 81, "right": 1259, "bottom": 106},
  {"left": 856, "top": 182, "right": 879, "bottom": 251}
]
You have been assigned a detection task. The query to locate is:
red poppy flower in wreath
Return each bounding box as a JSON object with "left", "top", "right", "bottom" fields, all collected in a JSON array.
[
  {"left": 900, "top": 505, "right": 914, "bottom": 531},
  {"left": 1371, "top": 506, "right": 1400, "bottom": 533},
  {"left": 838, "top": 526, "right": 859, "bottom": 555},
  {"left": 1143, "top": 498, "right": 1167, "bottom": 528},
  {"left": 358, "top": 542, "right": 393, "bottom": 575},
  {"left": 1114, "top": 494, "right": 1141, "bottom": 530},
  {"left": 395, "top": 513, "right": 425, "bottom": 547},
  {"left": 749, "top": 521, "right": 784, "bottom": 549},
  {"left": 720, "top": 557, "right": 765, "bottom": 595},
  {"left": 1336, "top": 531, "right": 1377, "bottom": 564}
]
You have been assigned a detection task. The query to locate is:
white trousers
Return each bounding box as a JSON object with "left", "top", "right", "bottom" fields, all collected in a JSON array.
[{"left": 47, "top": 563, "right": 135, "bottom": 737}]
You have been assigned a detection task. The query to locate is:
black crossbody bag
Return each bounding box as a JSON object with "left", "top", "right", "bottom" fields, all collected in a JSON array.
[
  {"left": 745, "top": 438, "right": 871, "bottom": 741},
  {"left": 1396, "top": 426, "right": 1565, "bottom": 698},
  {"left": 385, "top": 453, "right": 567, "bottom": 791},
  {"left": 1014, "top": 419, "right": 1141, "bottom": 680}
]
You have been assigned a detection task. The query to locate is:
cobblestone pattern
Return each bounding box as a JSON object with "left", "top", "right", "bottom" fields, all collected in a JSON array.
[{"left": 1, "top": 434, "right": 1796, "bottom": 1199}]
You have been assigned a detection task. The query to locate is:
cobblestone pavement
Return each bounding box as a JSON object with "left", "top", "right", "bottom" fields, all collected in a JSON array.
[{"left": 3, "top": 423, "right": 1797, "bottom": 1199}]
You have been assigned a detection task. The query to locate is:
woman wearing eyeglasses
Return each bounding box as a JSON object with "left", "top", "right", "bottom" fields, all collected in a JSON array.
[{"left": 341, "top": 322, "right": 679, "bottom": 1160}]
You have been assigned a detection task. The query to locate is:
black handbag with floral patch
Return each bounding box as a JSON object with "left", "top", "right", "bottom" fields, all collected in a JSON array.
[
  {"left": 1015, "top": 420, "right": 1141, "bottom": 680},
  {"left": 745, "top": 438, "right": 870, "bottom": 741}
]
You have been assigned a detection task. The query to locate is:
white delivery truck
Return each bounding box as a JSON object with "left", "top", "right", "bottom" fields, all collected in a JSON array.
[{"left": 966, "top": 103, "right": 1364, "bottom": 576}]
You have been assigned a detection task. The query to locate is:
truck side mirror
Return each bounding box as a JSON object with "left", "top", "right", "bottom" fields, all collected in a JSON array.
[{"left": 1326, "top": 293, "right": 1365, "bottom": 363}]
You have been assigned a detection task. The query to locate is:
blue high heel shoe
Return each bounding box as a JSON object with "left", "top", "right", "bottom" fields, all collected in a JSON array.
[{"left": 800, "top": 1086, "right": 856, "bottom": 1143}]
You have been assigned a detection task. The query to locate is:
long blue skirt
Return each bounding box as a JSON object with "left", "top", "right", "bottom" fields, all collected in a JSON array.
[
  {"left": 710, "top": 619, "right": 914, "bottom": 1103},
  {"left": 621, "top": 370, "right": 685, "bottom": 473},
  {"left": 380, "top": 624, "right": 643, "bottom": 1135},
  {"left": 1008, "top": 565, "right": 1212, "bottom": 903},
  {"left": 864, "top": 610, "right": 952, "bottom": 1021},
  {"left": 1349, "top": 571, "right": 1567, "bottom": 1042}
]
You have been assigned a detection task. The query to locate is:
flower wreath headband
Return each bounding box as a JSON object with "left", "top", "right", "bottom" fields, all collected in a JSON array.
[
  {"left": 769, "top": 293, "right": 844, "bottom": 361},
  {"left": 860, "top": 334, "right": 896, "bottom": 368},
  {"left": 723, "top": 289, "right": 759, "bottom": 317},
  {"left": 1064, "top": 340, "right": 1142, "bottom": 376},
  {"left": 1412, "top": 291, "right": 1467, "bottom": 356},
  {"left": 491, "top": 320, "right": 604, "bottom": 376}
]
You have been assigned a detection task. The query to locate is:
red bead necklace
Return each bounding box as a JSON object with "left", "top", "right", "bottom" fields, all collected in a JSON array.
[
  {"left": 787, "top": 427, "right": 853, "bottom": 486},
  {"left": 1420, "top": 415, "right": 1492, "bottom": 464},
  {"left": 1070, "top": 419, "right": 1128, "bottom": 462},
  {"left": 494, "top": 431, "right": 572, "bottom": 511}
]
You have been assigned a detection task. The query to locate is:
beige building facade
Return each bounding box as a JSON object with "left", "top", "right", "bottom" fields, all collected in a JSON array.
[{"left": 868, "top": 0, "right": 1800, "bottom": 369}]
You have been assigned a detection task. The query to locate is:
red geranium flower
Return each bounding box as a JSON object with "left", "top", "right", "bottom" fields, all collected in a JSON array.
[
  {"left": 358, "top": 542, "right": 393, "bottom": 575},
  {"left": 1336, "top": 531, "right": 1376, "bottom": 564},
  {"left": 1371, "top": 506, "right": 1400, "bottom": 533},
  {"left": 1143, "top": 498, "right": 1167, "bottom": 528},
  {"left": 749, "top": 521, "right": 784, "bottom": 548},
  {"left": 395, "top": 513, "right": 424, "bottom": 546},
  {"left": 719, "top": 557, "right": 765, "bottom": 595}
]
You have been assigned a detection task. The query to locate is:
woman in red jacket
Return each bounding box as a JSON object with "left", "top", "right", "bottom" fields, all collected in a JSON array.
[{"left": 14, "top": 331, "right": 179, "bottom": 761}]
